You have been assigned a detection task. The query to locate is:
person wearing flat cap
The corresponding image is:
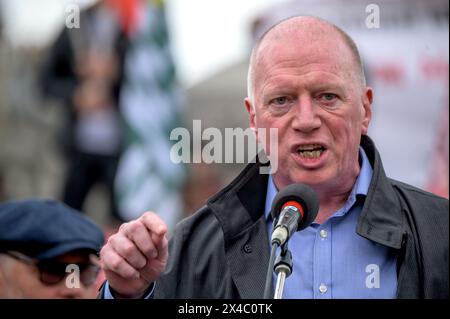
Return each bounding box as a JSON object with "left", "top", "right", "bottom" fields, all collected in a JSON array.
[{"left": 0, "top": 198, "right": 104, "bottom": 298}]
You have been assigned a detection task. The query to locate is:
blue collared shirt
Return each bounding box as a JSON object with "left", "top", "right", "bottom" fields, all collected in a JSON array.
[{"left": 265, "top": 148, "right": 398, "bottom": 298}]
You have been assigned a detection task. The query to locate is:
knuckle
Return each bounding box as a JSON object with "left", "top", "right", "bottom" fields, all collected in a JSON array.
[
  {"left": 108, "top": 255, "right": 122, "bottom": 271},
  {"left": 126, "top": 221, "right": 140, "bottom": 233},
  {"left": 123, "top": 268, "right": 137, "bottom": 279},
  {"left": 99, "top": 244, "right": 109, "bottom": 258},
  {"left": 122, "top": 242, "right": 136, "bottom": 257},
  {"left": 107, "top": 234, "right": 122, "bottom": 248},
  {"left": 145, "top": 241, "right": 156, "bottom": 253},
  {"left": 118, "top": 222, "right": 128, "bottom": 232},
  {"left": 147, "top": 247, "right": 156, "bottom": 257},
  {"left": 107, "top": 235, "right": 115, "bottom": 245},
  {"left": 142, "top": 211, "right": 153, "bottom": 219},
  {"left": 142, "top": 211, "right": 159, "bottom": 223}
]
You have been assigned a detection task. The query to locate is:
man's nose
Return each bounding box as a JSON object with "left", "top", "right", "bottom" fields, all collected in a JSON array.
[{"left": 291, "top": 96, "right": 321, "bottom": 133}]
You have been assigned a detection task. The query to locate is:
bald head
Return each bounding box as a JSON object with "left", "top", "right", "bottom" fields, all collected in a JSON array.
[{"left": 247, "top": 16, "right": 366, "bottom": 101}]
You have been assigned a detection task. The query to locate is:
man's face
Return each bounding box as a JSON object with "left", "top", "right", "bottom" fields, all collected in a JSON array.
[
  {"left": 0, "top": 251, "right": 99, "bottom": 299},
  {"left": 245, "top": 29, "right": 372, "bottom": 194}
]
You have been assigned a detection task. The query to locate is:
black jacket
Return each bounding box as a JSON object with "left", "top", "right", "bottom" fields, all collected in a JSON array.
[{"left": 100, "top": 135, "right": 448, "bottom": 299}]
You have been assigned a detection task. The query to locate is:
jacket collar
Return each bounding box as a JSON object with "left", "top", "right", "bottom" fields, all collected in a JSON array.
[
  {"left": 207, "top": 159, "right": 270, "bottom": 298},
  {"left": 357, "top": 135, "right": 404, "bottom": 249}
]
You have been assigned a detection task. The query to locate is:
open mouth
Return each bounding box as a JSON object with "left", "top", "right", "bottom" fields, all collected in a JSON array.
[{"left": 296, "top": 144, "right": 326, "bottom": 159}]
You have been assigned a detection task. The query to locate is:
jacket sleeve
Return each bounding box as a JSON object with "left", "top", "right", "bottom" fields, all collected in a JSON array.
[
  {"left": 154, "top": 207, "right": 237, "bottom": 298},
  {"left": 395, "top": 183, "right": 449, "bottom": 298}
]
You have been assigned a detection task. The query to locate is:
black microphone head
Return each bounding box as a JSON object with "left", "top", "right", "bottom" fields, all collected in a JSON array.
[{"left": 270, "top": 183, "right": 319, "bottom": 231}]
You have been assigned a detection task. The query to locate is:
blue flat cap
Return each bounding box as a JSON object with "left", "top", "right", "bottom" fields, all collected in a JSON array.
[{"left": 0, "top": 198, "right": 104, "bottom": 260}]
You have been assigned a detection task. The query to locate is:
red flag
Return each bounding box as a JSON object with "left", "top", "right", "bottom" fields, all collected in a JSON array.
[{"left": 105, "top": 0, "right": 140, "bottom": 37}]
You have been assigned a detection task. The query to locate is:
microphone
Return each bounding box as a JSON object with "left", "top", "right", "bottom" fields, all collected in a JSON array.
[{"left": 270, "top": 183, "right": 319, "bottom": 246}]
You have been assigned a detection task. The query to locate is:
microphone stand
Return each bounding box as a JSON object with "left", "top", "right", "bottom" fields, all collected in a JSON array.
[
  {"left": 273, "top": 243, "right": 293, "bottom": 299},
  {"left": 264, "top": 219, "right": 294, "bottom": 299},
  {"left": 264, "top": 219, "right": 279, "bottom": 299}
]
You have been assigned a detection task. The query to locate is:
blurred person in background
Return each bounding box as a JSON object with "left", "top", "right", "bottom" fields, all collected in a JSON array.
[
  {"left": 112, "top": 0, "right": 186, "bottom": 231},
  {"left": 40, "top": 0, "right": 128, "bottom": 224},
  {"left": 39, "top": 0, "right": 186, "bottom": 231},
  {"left": 0, "top": 198, "right": 104, "bottom": 298}
]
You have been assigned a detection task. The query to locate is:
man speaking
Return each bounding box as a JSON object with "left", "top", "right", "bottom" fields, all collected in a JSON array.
[{"left": 99, "top": 16, "right": 448, "bottom": 299}]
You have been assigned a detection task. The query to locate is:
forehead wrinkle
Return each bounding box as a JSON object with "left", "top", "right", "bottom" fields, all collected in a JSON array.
[
  {"left": 255, "top": 45, "right": 356, "bottom": 95},
  {"left": 248, "top": 16, "right": 365, "bottom": 99},
  {"left": 260, "top": 69, "right": 348, "bottom": 99}
]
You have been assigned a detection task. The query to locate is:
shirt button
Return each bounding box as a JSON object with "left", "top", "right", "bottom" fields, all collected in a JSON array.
[
  {"left": 319, "top": 284, "right": 328, "bottom": 294},
  {"left": 319, "top": 229, "right": 328, "bottom": 238}
]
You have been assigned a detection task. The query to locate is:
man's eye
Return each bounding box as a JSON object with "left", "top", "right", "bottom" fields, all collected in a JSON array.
[
  {"left": 271, "top": 97, "right": 289, "bottom": 105},
  {"left": 321, "top": 93, "right": 337, "bottom": 101}
]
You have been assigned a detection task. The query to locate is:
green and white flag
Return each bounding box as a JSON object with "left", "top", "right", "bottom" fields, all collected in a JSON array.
[{"left": 115, "top": 0, "right": 186, "bottom": 230}]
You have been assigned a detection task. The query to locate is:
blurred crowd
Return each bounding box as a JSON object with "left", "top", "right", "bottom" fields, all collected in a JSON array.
[{"left": 0, "top": 0, "right": 448, "bottom": 298}]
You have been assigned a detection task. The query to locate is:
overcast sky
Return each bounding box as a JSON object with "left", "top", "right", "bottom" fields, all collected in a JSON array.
[{"left": 0, "top": 0, "right": 288, "bottom": 87}]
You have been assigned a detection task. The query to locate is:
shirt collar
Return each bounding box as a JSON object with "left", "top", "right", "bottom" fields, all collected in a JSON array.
[{"left": 264, "top": 147, "right": 373, "bottom": 220}]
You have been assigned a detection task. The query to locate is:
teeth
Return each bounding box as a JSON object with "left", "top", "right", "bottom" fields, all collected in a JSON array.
[
  {"left": 298, "top": 144, "right": 323, "bottom": 151},
  {"left": 298, "top": 149, "right": 323, "bottom": 158},
  {"left": 296, "top": 144, "right": 325, "bottom": 159}
]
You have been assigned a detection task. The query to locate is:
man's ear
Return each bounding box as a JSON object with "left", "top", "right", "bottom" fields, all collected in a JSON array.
[
  {"left": 244, "top": 97, "right": 258, "bottom": 139},
  {"left": 361, "top": 87, "right": 373, "bottom": 135}
]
